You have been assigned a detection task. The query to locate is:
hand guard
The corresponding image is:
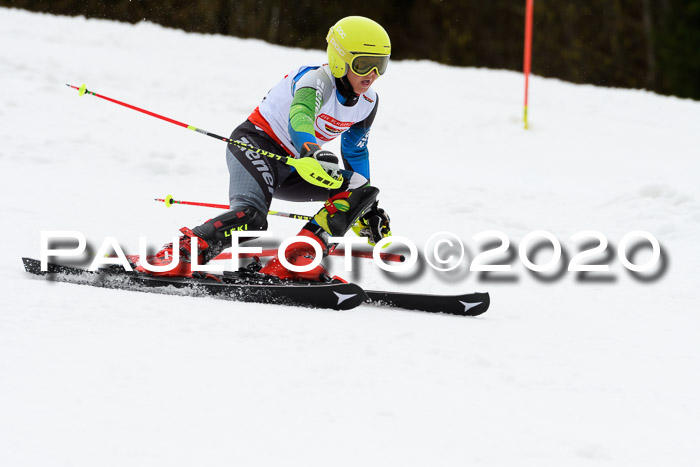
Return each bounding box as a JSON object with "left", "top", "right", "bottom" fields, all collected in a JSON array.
[
  {"left": 300, "top": 142, "right": 341, "bottom": 181},
  {"left": 353, "top": 201, "right": 391, "bottom": 246}
]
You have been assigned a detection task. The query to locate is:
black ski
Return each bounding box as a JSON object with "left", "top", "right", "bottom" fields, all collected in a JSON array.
[
  {"left": 365, "top": 290, "right": 490, "bottom": 316},
  {"left": 22, "top": 258, "right": 490, "bottom": 316},
  {"left": 21, "top": 257, "right": 367, "bottom": 311}
]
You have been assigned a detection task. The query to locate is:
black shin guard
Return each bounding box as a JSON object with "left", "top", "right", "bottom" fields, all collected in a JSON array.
[{"left": 192, "top": 206, "right": 268, "bottom": 263}]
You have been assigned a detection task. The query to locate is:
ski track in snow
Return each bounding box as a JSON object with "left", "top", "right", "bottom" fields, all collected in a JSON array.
[{"left": 1, "top": 8, "right": 700, "bottom": 467}]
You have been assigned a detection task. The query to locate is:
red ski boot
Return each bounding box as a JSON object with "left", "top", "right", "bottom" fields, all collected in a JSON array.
[
  {"left": 259, "top": 227, "right": 333, "bottom": 281},
  {"left": 259, "top": 186, "right": 382, "bottom": 282},
  {"left": 134, "top": 227, "right": 211, "bottom": 278}
]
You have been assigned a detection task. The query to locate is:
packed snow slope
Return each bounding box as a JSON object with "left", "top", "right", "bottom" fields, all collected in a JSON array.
[{"left": 2, "top": 8, "right": 700, "bottom": 467}]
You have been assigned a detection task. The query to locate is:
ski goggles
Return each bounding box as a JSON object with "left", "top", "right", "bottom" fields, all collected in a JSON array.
[{"left": 348, "top": 53, "right": 390, "bottom": 77}]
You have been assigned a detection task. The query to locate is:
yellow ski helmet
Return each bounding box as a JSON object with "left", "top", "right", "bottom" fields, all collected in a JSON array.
[{"left": 326, "top": 16, "right": 391, "bottom": 79}]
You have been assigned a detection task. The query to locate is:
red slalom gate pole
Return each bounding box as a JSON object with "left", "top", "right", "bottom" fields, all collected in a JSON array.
[{"left": 523, "top": 0, "right": 534, "bottom": 130}]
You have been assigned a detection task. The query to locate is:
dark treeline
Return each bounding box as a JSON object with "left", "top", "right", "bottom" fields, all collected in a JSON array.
[{"left": 3, "top": 0, "right": 699, "bottom": 99}]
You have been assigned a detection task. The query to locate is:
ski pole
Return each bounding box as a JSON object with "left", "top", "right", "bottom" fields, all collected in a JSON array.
[
  {"left": 114, "top": 249, "right": 404, "bottom": 264},
  {"left": 213, "top": 250, "right": 406, "bottom": 263},
  {"left": 153, "top": 195, "right": 399, "bottom": 259},
  {"left": 66, "top": 83, "right": 342, "bottom": 189},
  {"left": 155, "top": 195, "right": 313, "bottom": 221}
]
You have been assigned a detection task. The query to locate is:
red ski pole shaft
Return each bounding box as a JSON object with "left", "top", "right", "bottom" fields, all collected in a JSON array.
[
  {"left": 66, "top": 83, "right": 343, "bottom": 189},
  {"left": 213, "top": 250, "right": 405, "bottom": 263},
  {"left": 155, "top": 197, "right": 229, "bottom": 210},
  {"left": 153, "top": 196, "right": 399, "bottom": 258},
  {"left": 155, "top": 195, "right": 313, "bottom": 221},
  {"left": 67, "top": 84, "right": 230, "bottom": 142}
]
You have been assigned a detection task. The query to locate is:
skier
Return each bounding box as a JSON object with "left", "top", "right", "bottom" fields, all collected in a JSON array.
[{"left": 138, "top": 16, "right": 392, "bottom": 281}]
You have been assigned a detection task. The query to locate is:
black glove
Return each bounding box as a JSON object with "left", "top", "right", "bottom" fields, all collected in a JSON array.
[
  {"left": 300, "top": 142, "right": 341, "bottom": 180},
  {"left": 354, "top": 201, "right": 391, "bottom": 246}
]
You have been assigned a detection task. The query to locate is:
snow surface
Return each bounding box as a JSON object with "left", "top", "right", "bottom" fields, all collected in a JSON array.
[{"left": 2, "top": 8, "right": 700, "bottom": 467}]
